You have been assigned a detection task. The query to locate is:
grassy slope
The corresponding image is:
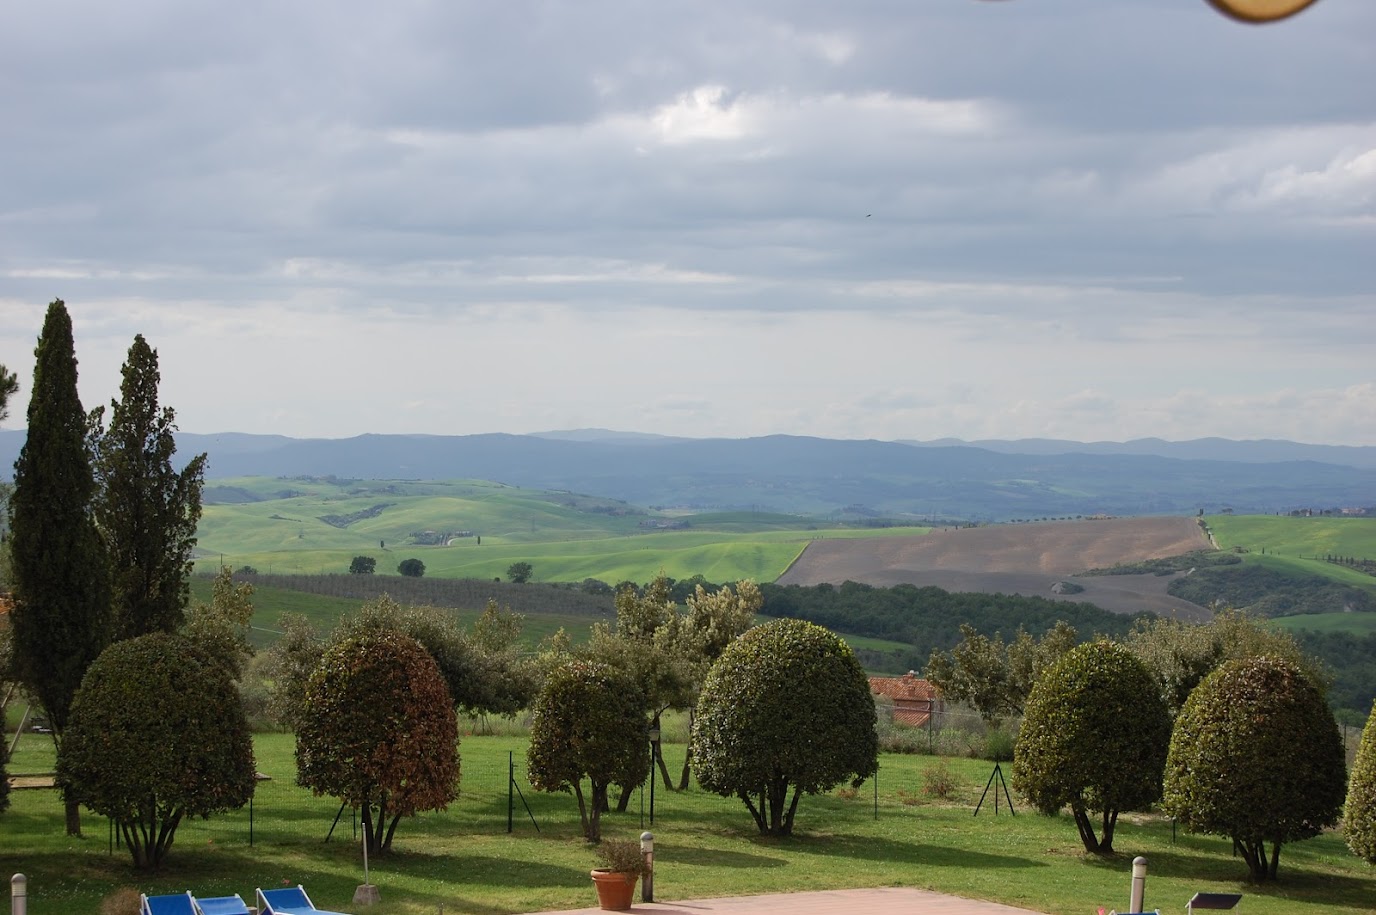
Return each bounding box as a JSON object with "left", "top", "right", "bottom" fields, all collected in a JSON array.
[
  {"left": 1208, "top": 514, "right": 1376, "bottom": 574},
  {"left": 3, "top": 733, "right": 1371, "bottom": 915},
  {"left": 1270, "top": 613, "right": 1376, "bottom": 636},
  {"left": 195, "top": 477, "right": 928, "bottom": 586},
  {"left": 1202, "top": 515, "right": 1376, "bottom": 633}
]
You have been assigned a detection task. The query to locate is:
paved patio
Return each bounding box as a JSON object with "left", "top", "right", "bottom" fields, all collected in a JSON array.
[{"left": 528, "top": 886, "right": 1048, "bottom": 915}]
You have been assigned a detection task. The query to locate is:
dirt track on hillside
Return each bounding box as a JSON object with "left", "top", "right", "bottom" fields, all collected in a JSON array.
[{"left": 779, "top": 517, "right": 1212, "bottom": 621}]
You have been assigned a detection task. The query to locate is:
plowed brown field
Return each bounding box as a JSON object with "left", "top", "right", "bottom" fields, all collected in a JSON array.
[{"left": 778, "top": 517, "right": 1212, "bottom": 620}]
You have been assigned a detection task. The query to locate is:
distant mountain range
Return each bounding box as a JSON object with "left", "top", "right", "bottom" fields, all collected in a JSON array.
[{"left": 2, "top": 429, "right": 1373, "bottom": 520}]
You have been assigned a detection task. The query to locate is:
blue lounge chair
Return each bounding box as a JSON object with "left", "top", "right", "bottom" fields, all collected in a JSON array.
[
  {"left": 192, "top": 893, "right": 252, "bottom": 915},
  {"left": 141, "top": 892, "right": 196, "bottom": 915},
  {"left": 255, "top": 885, "right": 352, "bottom": 915}
]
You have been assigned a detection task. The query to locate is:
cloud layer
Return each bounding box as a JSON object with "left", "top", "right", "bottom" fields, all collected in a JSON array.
[{"left": 2, "top": 0, "right": 1372, "bottom": 444}]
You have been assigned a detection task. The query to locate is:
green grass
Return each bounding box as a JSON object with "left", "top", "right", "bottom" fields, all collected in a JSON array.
[
  {"left": 4, "top": 732, "right": 1372, "bottom": 915},
  {"left": 1207, "top": 515, "right": 1376, "bottom": 585},
  {"left": 193, "top": 476, "right": 929, "bottom": 586},
  {"left": 1270, "top": 612, "right": 1376, "bottom": 636}
]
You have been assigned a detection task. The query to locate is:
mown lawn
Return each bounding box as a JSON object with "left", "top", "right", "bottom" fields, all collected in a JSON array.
[{"left": 3, "top": 732, "right": 1372, "bottom": 915}]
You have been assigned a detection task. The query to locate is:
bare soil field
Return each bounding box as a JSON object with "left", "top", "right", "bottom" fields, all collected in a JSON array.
[{"left": 779, "top": 517, "right": 1212, "bottom": 620}]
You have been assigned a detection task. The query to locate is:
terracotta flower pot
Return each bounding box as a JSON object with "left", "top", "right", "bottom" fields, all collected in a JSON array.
[{"left": 590, "top": 868, "right": 638, "bottom": 911}]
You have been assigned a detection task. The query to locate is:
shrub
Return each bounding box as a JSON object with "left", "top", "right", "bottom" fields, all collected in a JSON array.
[
  {"left": 295, "top": 629, "right": 460, "bottom": 855},
  {"left": 1163, "top": 656, "right": 1346, "bottom": 882},
  {"left": 1012, "top": 640, "right": 1170, "bottom": 855},
  {"left": 527, "top": 659, "right": 649, "bottom": 842},
  {"left": 57, "top": 632, "right": 255, "bottom": 869},
  {"left": 691, "top": 618, "right": 878, "bottom": 836},
  {"left": 922, "top": 760, "right": 960, "bottom": 800},
  {"left": 1344, "top": 700, "right": 1376, "bottom": 863},
  {"left": 594, "top": 837, "right": 647, "bottom": 876},
  {"left": 982, "top": 728, "right": 1016, "bottom": 762}
]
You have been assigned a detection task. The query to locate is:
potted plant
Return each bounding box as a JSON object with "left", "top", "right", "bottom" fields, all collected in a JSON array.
[{"left": 590, "top": 838, "right": 646, "bottom": 911}]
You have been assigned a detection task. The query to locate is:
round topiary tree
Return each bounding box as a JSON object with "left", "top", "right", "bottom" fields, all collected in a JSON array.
[
  {"left": 1163, "top": 655, "right": 1346, "bottom": 882},
  {"left": 55, "top": 632, "right": 255, "bottom": 868},
  {"left": 1011, "top": 638, "right": 1171, "bottom": 854},
  {"left": 526, "top": 659, "right": 649, "bottom": 842},
  {"left": 1345, "top": 699, "right": 1376, "bottom": 864},
  {"left": 295, "top": 629, "right": 459, "bottom": 855},
  {"left": 690, "top": 617, "right": 878, "bottom": 836}
]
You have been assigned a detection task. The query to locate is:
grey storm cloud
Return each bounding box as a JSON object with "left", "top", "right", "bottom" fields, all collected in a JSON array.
[{"left": 0, "top": 0, "right": 1371, "bottom": 443}]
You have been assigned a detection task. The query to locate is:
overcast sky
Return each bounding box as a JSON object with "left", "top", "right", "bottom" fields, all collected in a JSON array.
[{"left": 1, "top": 0, "right": 1372, "bottom": 446}]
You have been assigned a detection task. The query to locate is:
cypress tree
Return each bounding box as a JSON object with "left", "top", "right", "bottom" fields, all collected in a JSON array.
[
  {"left": 90, "top": 334, "right": 207, "bottom": 640},
  {"left": 8, "top": 299, "right": 112, "bottom": 835}
]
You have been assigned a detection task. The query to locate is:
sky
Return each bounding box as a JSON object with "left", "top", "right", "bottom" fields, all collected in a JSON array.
[{"left": 1, "top": 0, "right": 1373, "bottom": 446}]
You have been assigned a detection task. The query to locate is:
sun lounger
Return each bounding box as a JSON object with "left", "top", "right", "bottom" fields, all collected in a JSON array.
[
  {"left": 141, "top": 892, "right": 196, "bottom": 915},
  {"left": 255, "top": 885, "right": 353, "bottom": 915},
  {"left": 192, "top": 893, "right": 252, "bottom": 915}
]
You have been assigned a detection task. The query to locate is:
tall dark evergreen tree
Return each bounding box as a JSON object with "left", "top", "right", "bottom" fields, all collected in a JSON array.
[
  {"left": 8, "top": 299, "right": 112, "bottom": 835},
  {"left": 90, "top": 334, "right": 207, "bottom": 640}
]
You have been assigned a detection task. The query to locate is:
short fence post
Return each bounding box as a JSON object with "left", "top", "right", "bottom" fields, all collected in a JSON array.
[
  {"left": 640, "top": 831, "right": 654, "bottom": 903},
  {"left": 12, "top": 873, "right": 27, "bottom": 915}
]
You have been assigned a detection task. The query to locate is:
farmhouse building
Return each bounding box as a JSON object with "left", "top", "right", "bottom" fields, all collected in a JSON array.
[{"left": 868, "top": 671, "right": 940, "bottom": 727}]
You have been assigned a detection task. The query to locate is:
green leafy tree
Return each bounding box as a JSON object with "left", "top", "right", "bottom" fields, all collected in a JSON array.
[
  {"left": 506, "top": 561, "right": 533, "bottom": 583},
  {"left": 926, "top": 621, "right": 1077, "bottom": 724},
  {"left": 1348, "top": 700, "right": 1376, "bottom": 864},
  {"left": 659, "top": 579, "right": 760, "bottom": 788},
  {"left": 1163, "top": 656, "right": 1346, "bottom": 881},
  {"left": 183, "top": 565, "right": 256, "bottom": 682},
  {"left": 56, "top": 632, "right": 255, "bottom": 868},
  {"left": 1011, "top": 639, "right": 1171, "bottom": 854},
  {"left": 691, "top": 618, "right": 878, "bottom": 836},
  {"left": 580, "top": 575, "right": 691, "bottom": 806},
  {"left": 0, "top": 362, "right": 17, "bottom": 424},
  {"left": 261, "top": 613, "right": 324, "bottom": 733},
  {"left": 1127, "top": 607, "right": 1328, "bottom": 714},
  {"left": 8, "top": 299, "right": 112, "bottom": 835},
  {"left": 89, "top": 334, "right": 206, "bottom": 641},
  {"left": 397, "top": 558, "right": 425, "bottom": 578},
  {"left": 527, "top": 659, "right": 649, "bottom": 841},
  {"left": 295, "top": 629, "right": 459, "bottom": 854},
  {"left": 349, "top": 556, "right": 376, "bottom": 574}
]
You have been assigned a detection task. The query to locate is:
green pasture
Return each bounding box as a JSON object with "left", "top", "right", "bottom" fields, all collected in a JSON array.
[
  {"left": 193, "top": 477, "right": 930, "bottom": 585},
  {"left": 1208, "top": 515, "right": 1376, "bottom": 571},
  {"left": 1270, "top": 612, "right": 1376, "bottom": 636},
  {"left": 3, "top": 732, "right": 1372, "bottom": 915}
]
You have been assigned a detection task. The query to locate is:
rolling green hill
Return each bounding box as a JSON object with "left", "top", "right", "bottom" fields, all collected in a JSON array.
[{"left": 194, "top": 476, "right": 929, "bottom": 585}]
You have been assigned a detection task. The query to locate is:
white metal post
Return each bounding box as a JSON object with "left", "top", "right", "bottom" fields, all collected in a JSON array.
[
  {"left": 1129, "top": 856, "right": 1147, "bottom": 913},
  {"left": 640, "top": 831, "right": 655, "bottom": 903},
  {"left": 12, "top": 873, "right": 27, "bottom": 915}
]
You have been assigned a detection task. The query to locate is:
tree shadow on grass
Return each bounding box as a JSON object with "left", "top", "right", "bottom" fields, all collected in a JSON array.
[
  {"left": 751, "top": 832, "right": 1047, "bottom": 871},
  {"left": 668, "top": 846, "right": 789, "bottom": 868},
  {"left": 1076, "top": 846, "right": 1375, "bottom": 911}
]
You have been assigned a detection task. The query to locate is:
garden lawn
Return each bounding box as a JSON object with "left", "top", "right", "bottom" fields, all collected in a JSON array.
[{"left": 2, "top": 733, "right": 1372, "bottom": 915}]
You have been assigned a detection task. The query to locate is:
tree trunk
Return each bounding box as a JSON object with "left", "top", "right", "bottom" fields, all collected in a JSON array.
[
  {"left": 588, "top": 782, "right": 608, "bottom": 842},
  {"left": 738, "top": 788, "right": 767, "bottom": 834},
  {"left": 676, "top": 707, "right": 695, "bottom": 790},
  {"left": 766, "top": 777, "right": 788, "bottom": 834},
  {"left": 65, "top": 797, "right": 83, "bottom": 836},
  {"left": 573, "top": 782, "right": 591, "bottom": 840},
  {"left": 1098, "top": 808, "right": 1119, "bottom": 854},
  {"left": 1070, "top": 804, "right": 1103, "bottom": 853},
  {"left": 615, "top": 782, "right": 632, "bottom": 813}
]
